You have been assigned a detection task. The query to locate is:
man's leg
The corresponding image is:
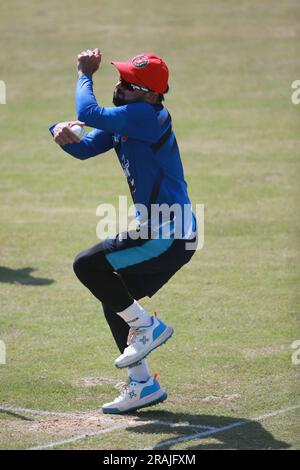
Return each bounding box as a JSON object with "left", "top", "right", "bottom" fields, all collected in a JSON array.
[
  {"left": 102, "top": 302, "right": 151, "bottom": 382},
  {"left": 101, "top": 302, "right": 129, "bottom": 353},
  {"left": 72, "top": 240, "right": 160, "bottom": 347},
  {"left": 73, "top": 239, "right": 173, "bottom": 369}
]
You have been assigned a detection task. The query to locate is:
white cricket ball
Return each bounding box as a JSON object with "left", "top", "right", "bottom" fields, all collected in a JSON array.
[{"left": 71, "top": 124, "right": 85, "bottom": 140}]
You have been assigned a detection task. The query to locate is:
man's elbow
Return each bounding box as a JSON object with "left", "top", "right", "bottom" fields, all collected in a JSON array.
[
  {"left": 77, "top": 104, "right": 98, "bottom": 127},
  {"left": 77, "top": 109, "right": 88, "bottom": 124},
  {"left": 64, "top": 146, "right": 92, "bottom": 160}
]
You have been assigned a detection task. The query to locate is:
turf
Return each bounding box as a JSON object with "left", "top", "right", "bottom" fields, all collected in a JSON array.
[{"left": 0, "top": 0, "right": 299, "bottom": 450}]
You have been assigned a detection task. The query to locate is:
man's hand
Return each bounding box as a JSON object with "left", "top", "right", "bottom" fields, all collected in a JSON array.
[
  {"left": 77, "top": 48, "right": 102, "bottom": 76},
  {"left": 53, "top": 121, "right": 85, "bottom": 146}
]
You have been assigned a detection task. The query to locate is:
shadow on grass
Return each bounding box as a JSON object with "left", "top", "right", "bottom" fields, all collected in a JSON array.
[
  {"left": 130, "top": 410, "right": 290, "bottom": 450},
  {"left": 0, "top": 266, "right": 54, "bottom": 286}
]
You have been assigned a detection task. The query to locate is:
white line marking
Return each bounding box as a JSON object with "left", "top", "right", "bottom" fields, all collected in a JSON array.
[
  {"left": 28, "top": 424, "right": 134, "bottom": 450},
  {"left": 150, "top": 404, "right": 300, "bottom": 449},
  {"left": 171, "top": 423, "right": 217, "bottom": 431},
  {"left": 0, "top": 405, "right": 73, "bottom": 417},
  {"left": 27, "top": 419, "right": 174, "bottom": 450},
  {"left": 252, "top": 405, "right": 300, "bottom": 422},
  {"left": 26, "top": 418, "right": 217, "bottom": 450},
  {"left": 151, "top": 421, "right": 244, "bottom": 449}
]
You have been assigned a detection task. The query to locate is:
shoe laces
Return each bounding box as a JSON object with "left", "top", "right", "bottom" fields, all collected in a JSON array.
[
  {"left": 126, "top": 327, "right": 143, "bottom": 346},
  {"left": 115, "top": 379, "right": 132, "bottom": 398}
]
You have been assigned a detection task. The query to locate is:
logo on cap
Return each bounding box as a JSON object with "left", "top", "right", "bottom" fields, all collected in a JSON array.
[{"left": 132, "top": 55, "right": 149, "bottom": 68}]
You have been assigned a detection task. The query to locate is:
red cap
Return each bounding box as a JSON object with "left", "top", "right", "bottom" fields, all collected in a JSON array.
[{"left": 111, "top": 53, "right": 169, "bottom": 94}]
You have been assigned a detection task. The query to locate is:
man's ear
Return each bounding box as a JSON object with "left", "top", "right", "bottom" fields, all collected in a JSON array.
[{"left": 144, "top": 92, "right": 160, "bottom": 104}]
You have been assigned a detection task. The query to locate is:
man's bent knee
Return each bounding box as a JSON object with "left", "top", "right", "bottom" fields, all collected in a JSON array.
[
  {"left": 73, "top": 250, "right": 92, "bottom": 279},
  {"left": 73, "top": 246, "right": 112, "bottom": 279}
]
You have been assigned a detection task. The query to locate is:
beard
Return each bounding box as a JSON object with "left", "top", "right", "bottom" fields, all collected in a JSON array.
[{"left": 113, "top": 90, "right": 127, "bottom": 107}]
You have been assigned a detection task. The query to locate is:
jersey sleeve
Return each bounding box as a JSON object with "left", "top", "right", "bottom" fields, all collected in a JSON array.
[
  {"left": 49, "top": 125, "right": 113, "bottom": 160},
  {"left": 76, "top": 74, "right": 160, "bottom": 143}
]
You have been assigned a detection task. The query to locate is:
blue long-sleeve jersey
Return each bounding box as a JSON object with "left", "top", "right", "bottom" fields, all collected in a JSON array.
[{"left": 50, "top": 74, "right": 196, "bottom": 238}]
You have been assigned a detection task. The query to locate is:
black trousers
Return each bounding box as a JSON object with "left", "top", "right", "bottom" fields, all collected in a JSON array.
[{"left": 73, "top": 228, "right": 198, "bottom": 354}]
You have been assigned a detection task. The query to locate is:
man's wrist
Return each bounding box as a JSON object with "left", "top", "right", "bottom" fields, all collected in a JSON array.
[{"left": 78, "top": 71, "right": 92, "bottom": 79}]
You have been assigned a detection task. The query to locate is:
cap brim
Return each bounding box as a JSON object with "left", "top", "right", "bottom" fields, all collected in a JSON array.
[{"left": 111, "top": 61, "right": 146, "bottom": 88}]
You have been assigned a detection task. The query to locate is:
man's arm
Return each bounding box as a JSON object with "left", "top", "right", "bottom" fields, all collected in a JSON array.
[
  {"left": 76, "top": 49, "right": 160, "bottom": 142},
  {"left": 76, "top": 75, "right": 160, "bottom": 142},
  {"left": 50, "top": 122, "right": 113, "bottom": 160}
]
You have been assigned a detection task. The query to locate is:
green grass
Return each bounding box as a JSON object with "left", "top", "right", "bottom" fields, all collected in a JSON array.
[{"left": 0, "top": 0, "right": 300, "bottom": 450}]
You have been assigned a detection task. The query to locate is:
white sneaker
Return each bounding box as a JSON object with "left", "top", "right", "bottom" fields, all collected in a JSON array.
[
  {"left": 114, "top": 315, "right": 174, "bottom": 369},
  {"left": 102, "top": 375, "right": 167, "bottom": 414}
]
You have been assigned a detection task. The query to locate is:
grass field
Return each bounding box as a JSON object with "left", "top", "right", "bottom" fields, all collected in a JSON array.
[{"left": 0, "top": 0, "right": 299, "bottom": 450}]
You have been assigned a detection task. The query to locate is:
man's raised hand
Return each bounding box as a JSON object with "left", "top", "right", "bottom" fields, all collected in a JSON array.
[{"left": 77, "top": 48, "right": 102, "bottom": 76}]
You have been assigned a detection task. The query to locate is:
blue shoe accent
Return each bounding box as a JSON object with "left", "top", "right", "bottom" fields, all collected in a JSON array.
[
  {"left": 140, "top": 379, "right": 160, "bottom": 399},
  {"left": 152, "top": 318, "right": 166, "bottom": 341},
  {"left": 102, "top": 407, "right": 122, "bottom": 414}
]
